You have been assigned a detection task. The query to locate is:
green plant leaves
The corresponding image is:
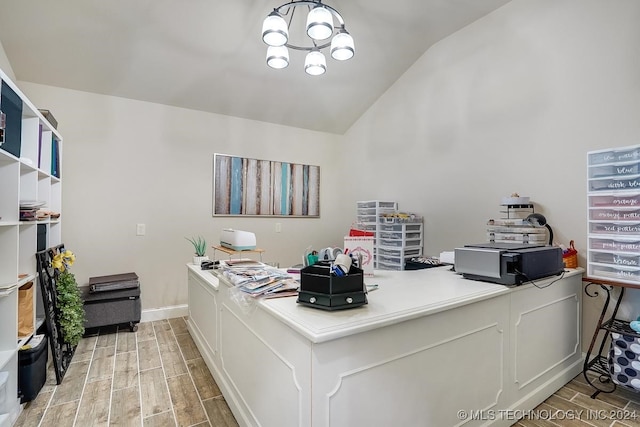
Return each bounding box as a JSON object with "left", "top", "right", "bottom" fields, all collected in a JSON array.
[
  {"left": 186, "top": 236, "right": 207, "bottom": 256},
  {"left": 56, "top": 270, "right": 85, "bottom": 346}
]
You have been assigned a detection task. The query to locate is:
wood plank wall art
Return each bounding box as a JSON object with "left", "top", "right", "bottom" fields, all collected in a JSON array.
[{"left": 213, "top": 154, "right": 320, "bottom": 217}]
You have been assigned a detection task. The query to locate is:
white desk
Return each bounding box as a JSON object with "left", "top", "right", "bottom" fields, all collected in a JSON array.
[{"left": 187, "top": 265, "right": 584, "bottom": 427}]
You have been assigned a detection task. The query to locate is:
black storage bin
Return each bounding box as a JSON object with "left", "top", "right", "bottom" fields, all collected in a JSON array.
[
  {"left": 19, "top": 334, "right": 48, "bottom": 403},
  {"left": 297, "top": 262, "right": 367, "bottom": 310},
  {"left": 81, "top": 285, "right": 141, "bottom": 332}
]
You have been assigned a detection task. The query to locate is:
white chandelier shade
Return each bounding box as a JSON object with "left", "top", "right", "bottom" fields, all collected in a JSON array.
[
  {"left": 262, "top": 1, "right": 354, "bottom": 75},
  {"left": 266, "top": 45, "right": 290, "bottom": 69},
  {"left": 304, "top": 49, "right": 326, "bottom": 76},
  {"left": 330, "top": 30, "right": 354, "bottom": 60},
  {"left": 306, "top": 5, "right": 333, "bottom": 41},
  {"left": 262, "top": 12, "right": 288, "bottom": 47}
]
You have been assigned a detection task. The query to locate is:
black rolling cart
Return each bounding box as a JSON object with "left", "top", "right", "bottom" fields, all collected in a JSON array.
[
  {"left": 82, "top": 273, "right": 141, "bottom": 332},
  {"left": 583, "top": 276, "right": 640, "bottom": 398}
]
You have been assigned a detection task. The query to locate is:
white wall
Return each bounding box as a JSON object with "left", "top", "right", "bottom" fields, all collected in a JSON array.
[
  {"left": 16, "top": 82, "right": 347, "bottom": 311},
  {"left": 343, "top": 0, "right": 640, "bottom": 348},
  {"left": 0, "top": 40, "right": 15, "bottom": 81}
]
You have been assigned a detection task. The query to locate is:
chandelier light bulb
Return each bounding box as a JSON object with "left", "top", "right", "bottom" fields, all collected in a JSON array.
[
  {"left": 304, "top": 49, "right": 326, "bottom": 76},
  {"left": 262, "top": 11, "right": 288, "bottom": 46},
  {"left": 306, "top": 6, "right": 333, "bottom": 41},
  {"left": 330, "top": 30, "right": 354, "bottom": 61},
  {"left": 266, "top": 45, "right": 290, "bottom": 69}
]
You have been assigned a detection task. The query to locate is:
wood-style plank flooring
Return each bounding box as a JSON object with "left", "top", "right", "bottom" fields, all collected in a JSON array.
[
  {"left": 513, "top": 372, "right": 640, "bottom": 427},
  {"left": 14, "top": 317, "right": 238, "bottom": 427},
  {"left": 15, "top": 317, "right": 640, "bottom": 426}
]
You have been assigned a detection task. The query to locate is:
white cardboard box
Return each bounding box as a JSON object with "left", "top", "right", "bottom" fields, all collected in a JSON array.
[{"left": 344, "top": 236, "right": 375, "bottom": 277}]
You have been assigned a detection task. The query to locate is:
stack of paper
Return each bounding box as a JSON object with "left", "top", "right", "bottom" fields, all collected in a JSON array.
[
  {"left": 220, "top": 261, "right": 299, "bottom": 298},
  {"left": 19, "top": 200, "right": 46, "bottom": 221}
]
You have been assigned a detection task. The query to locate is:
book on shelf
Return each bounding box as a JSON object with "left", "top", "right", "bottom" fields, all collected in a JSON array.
[
  {"left": 0, "top": 81, "right": 23, "bottom": 158},
  {"left": 37, "top": 124, "right": 42, "bottom": 168},
  {"left": 51, "top": 138, "right": 59, "bottom": 178}
]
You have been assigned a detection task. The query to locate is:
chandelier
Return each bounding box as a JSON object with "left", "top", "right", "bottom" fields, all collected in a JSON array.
[{"left": 261, "top": 0, "right": 355, "bottom": 76}]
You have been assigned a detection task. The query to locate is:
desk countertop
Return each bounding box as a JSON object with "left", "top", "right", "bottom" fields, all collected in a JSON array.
[{"left": 188, "top": 264, "right": 584, "bottom": 343}]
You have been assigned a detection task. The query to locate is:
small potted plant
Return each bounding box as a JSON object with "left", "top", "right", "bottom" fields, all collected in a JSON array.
[{"left": 186, "top": 236, "right": 209, "bottom": 266}]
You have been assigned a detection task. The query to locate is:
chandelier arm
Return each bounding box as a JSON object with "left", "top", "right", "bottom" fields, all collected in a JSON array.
[
  {"left": 273, "top": 0, "right": 346, "bottom": 26},
  {"left": 287, "top": 3, "right": 296, "bottom": 28},
  {"left": 285, "top": 41, "right": 331, "bottom": 51}
]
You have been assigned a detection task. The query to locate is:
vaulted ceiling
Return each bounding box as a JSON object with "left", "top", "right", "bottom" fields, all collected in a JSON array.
[{"left": 0, "top": 0, "right": 511, "bottom": 134}]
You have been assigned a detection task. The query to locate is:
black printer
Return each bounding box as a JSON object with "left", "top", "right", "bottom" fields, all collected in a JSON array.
[{"left": 454, "top": 243, "right": 564, "bottom": 285}]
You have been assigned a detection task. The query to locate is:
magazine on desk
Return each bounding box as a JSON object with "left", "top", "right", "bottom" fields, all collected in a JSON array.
[{"left": 220, "top": 260, "right": 299, "bottom": 298}]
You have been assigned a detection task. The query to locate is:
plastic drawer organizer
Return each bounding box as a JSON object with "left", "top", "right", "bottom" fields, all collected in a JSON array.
[
  {"left": 588, "top": 144, "right": 640, "bottom": 285},
  {"left": 376, "top": 215, "right": 423, "bottom": 270},
  {"left": 354, "top": 201, "right": 424, "bottom": 270},
  {"left": 355, "top": 201, "right": 399, "bottom": 268},
  {"left": 583, "top": 144, "right": 640, "bottom": 398}
]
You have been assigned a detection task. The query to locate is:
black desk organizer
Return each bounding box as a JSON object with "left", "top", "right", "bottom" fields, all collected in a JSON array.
[
  {"left": 583, "top": 278, "right": 640, "bottom": 398},
  {"left": 297, "top": 262, "right": 367, "bottom": 311}
]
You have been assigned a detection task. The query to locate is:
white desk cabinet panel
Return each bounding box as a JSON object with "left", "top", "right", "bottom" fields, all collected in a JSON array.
[
  {"left": 187, "top": 269, "right": 219, "bottom": 364},
  {"left": 311, "top": 293, "right": 509, "bottom": 427},
  {"left": 509, "top": 274, "right": 582, "bottom": 406}
]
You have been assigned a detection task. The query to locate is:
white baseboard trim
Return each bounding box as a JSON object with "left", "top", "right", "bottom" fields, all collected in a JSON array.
[{"left": 141, "top": 304, "right": 188, "bottom": 323}]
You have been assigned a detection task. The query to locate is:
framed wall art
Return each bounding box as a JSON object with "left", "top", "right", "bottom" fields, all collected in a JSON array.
[{"left": 213, "top": 153, "right": 320, "bottom": 217}]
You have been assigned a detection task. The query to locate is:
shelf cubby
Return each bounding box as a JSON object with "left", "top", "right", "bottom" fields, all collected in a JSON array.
[
  {"left": 0, "top": 156, "right": 19, "bottom": 223},
  {"left": 0, "top": 226, "right": 18, "bottom": 286}
]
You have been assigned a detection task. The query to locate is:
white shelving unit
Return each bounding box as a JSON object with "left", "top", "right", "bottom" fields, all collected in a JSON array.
[
  {"left": 0, "top": 67, "right": 62, "bottom": 422},
  {"left": 587, "top": 144, "right": 640, "bottom": 284}
]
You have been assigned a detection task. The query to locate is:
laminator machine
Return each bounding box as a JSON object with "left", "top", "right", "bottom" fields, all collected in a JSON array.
[{"left": 454, "top": 243, "right": 564, "bottom": 285}]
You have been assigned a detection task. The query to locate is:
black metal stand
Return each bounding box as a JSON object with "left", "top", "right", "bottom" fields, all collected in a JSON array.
[
  {"left": 35, "top": 244, "right": 77, "bottom": 385},
  {"left": 583, "top": 280, "right": 640, "bottom": 398}
]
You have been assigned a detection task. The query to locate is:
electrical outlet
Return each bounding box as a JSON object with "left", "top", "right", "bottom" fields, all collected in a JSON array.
[
  {"left": 136, "top": 223, "right": 146, "bottom": 236},
  {"left": 275, "top": 223, "right": 282, "bottom": 233}
]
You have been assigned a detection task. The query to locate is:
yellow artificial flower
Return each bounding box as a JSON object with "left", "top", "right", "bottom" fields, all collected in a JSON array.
[
  {"left": 52, "top": 254, "right": 62, "bottom": 267},
  {"left": 52, "top": 250, "right": 75, "bottom": 272},
  {"left": 62, "top": 250, "right": 75, "bottom": 267}
]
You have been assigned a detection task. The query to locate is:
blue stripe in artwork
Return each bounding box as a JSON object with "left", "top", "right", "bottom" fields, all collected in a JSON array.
[
  {"left": 230, "top": 157, "right": 243, "bottom": 214},
  {"left": 302, "top": 165, "right": 309, "bottom": 216},
  {"left": 281, "top": 163, "right": 289, "bottom": 215}
]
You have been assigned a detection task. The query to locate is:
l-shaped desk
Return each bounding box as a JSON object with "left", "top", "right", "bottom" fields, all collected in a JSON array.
[{"left": 186, "top": 264, "right": 584, "bottom": 427}]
